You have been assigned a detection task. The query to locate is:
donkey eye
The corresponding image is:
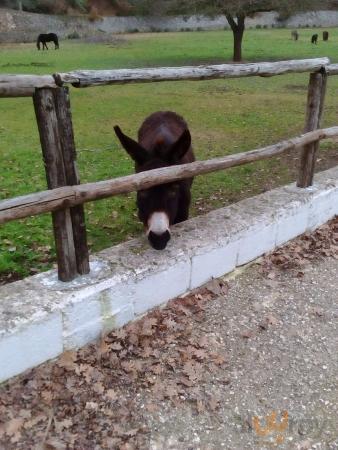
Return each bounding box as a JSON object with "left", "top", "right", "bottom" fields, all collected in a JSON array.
[
  {"left": 168, "top": 190, "right": 177, "bottom": 198},
  {"left": 138, "top": 190, "right": 148, "bottom": 199}
]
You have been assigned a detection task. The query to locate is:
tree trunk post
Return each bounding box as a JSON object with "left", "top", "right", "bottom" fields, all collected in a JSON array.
[
  {"left": 226, "top": 13, "right": 245, "bottom": 62},
  {"left": 297, "top": 70, "right": 327, "bottom": 188},
  {"left": 233, "top": 28, "right": 244, "bottom": 62},
  {"left": 53, "top": 87, "right": 90, "bottom": 275},
  {"left": 33, "top": 87, "right": 78, "bottom": 282}
]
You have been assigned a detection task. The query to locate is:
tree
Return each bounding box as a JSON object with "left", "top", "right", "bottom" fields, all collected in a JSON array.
[{"left": 129, "top": 0, "right": 329, "bottom": 62}]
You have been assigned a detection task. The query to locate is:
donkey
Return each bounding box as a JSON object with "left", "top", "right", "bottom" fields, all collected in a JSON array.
[
  {"left": 114, "top": 111, "right": 195, "bottom": 250},
  {"left": 311, "top": 34, "right": 318, "bottom": 45},
  {"left": 37, "top": 33, "right": 59, "bottom": 50}
]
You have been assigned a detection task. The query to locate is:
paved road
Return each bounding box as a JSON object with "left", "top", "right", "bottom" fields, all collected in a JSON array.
[{"left": 146, "top": 257, "right": 338, "bottom": 450}]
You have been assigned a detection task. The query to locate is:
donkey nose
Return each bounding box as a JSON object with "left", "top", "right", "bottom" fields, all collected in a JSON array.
[{"left": 148, "top": 230, "right": 171, "bottom": 250}]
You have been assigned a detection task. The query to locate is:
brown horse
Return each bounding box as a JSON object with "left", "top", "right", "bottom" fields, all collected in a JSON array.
[{"left": 114, "top": 111, "right": 195, "bottom": 250}]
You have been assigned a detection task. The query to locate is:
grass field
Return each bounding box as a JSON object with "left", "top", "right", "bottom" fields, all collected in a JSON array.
[{"left": 1, "top": 27, "right": 338, "bottom": 280}]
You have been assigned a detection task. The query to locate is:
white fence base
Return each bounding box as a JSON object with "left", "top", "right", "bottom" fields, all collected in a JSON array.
[{"left": 0, "top": 166, "right": 337, "bottom": 383}]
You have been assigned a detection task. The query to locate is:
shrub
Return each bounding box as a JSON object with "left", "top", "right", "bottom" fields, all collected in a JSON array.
[
  {"left": 67, "top": 31, "right": 80, "bottom": 39},
  {"left": 256, "top": 24, "right": 262, "bottom": 29}
]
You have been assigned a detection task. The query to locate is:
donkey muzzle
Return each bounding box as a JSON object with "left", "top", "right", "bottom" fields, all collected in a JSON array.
[
  {"left": 148, "top": 230, "right": 171, "bottom": 250},
  {"left": 147, "top": 212, "right": 170, "bottom": 250}
]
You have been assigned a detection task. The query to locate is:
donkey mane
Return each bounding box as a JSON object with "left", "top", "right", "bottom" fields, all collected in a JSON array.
[{"left": 138, "top": 111, "right": 190, "bottom": 158}]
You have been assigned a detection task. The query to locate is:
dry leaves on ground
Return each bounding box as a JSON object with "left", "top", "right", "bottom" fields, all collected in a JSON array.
[
  {"left": 1, "top": 219, "right": 336, "bottom": 448},
  {"left": 0, "top": 281, "right": 229, "bottom": 449},
  {"left": 259, "top": 216, "right": 337, "bottom": 279}
]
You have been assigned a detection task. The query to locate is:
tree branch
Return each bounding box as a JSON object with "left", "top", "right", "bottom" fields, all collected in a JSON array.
[
  {"left": 225, "top": 13, "right": 238, "bottom": 31},
  {"left": 237, "top": 13, "right": 245, "bottom": 31}
]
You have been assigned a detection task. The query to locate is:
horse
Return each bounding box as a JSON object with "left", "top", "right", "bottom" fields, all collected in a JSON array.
[
  {"left": 311, "top": 34, "right": 318, "bottom": 44},
  {"left": 323, "top": 31, "right": 329, "bottom": 41},
  {"left": 291, "top": 30, "right": 299, "bottom": 41},
  {"left": 37, "top": 33, "right": 59, "bottom": 50},
  {"left": 114, "top": 111, "right": 195, "bottom": 250}
]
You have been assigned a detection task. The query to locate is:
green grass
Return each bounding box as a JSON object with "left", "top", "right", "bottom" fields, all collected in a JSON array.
[{"left": 1, "top": 28, "right": 338, "bottom": 279}]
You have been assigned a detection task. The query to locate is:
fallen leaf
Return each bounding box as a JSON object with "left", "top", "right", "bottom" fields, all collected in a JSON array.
[
  {"left": 85, "top": 402, "right": 99, "bottom": 411},
  {"left": 206, "top": 279, "right": 229, "bottom": 296},
  {"left": 106, "top": 389, "right": 119, "bottom": 401},
  {"left": 4, "top": 418, "right": 24, "bottom": 436},
  {"left": 240, "top": 329, "right": 254, "bottom": 339},
  {"left": 265, "top": 313, "right": 278, "bottom": 326},
  {"left": 53, "top": 418, "right": 73, "bottom": 434},
  {"left": 45, "top": 438, "right": 67, "bottom": 449},
  {"left": 57, "top": 350, "right": 77, "bottom": 371}
]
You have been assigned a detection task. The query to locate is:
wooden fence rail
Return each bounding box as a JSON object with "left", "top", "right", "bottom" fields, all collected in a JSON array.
[
  {"left": 0, "top": 58, "right": 331, "bottom": 97},
  {"left": 0, "top": 58, "right": 337, "bottom": 281},
  {"left": 56, "top": 58, "right": 330, "bottom": 87},
  {"left": 1, "top": 126, "right": 338, "bottom": 225},
  {"left": 0, "top": 74, "right": 57, "bottom": 97}
]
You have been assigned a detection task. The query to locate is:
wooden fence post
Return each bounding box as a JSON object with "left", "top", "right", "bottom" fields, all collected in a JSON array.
[
  {"left": 33, "top": 87, "right": 82, "bottom": 281},
  {"left": 53, "top": 87, "right": 90, "bottom": 275},
  {"left": 297, "top": 70, "right": 327, "bottom": 188}
]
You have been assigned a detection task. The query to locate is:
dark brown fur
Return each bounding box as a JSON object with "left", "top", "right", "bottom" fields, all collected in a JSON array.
[
  {"left": 37, "top": 33, "right": 59, "bottom": 50},
  {"left": 311, "top": 34, "right": 318, "bottom": 44},
  {"left": 114, "top": 111, "right": 195, "bottom": 250}
]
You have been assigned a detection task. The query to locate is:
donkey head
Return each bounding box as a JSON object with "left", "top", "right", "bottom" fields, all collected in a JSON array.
[{"left": 114, "top": 125, "right": 191, "bottom": 250}]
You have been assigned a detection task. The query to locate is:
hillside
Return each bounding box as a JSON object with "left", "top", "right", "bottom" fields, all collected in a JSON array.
[{"left": 1, "top": 0, "right": 131, "bottom": 16}]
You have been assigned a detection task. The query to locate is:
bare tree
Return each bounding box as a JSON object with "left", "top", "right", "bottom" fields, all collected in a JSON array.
[{"left": 130, "top": 0, "right": 329, "bottom": 62}]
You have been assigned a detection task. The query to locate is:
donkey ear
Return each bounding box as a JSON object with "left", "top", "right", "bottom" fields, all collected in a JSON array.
[
  {"left": 169, "top": 129, "right": 191, "bottom": 163},
  {"left": 114, "top": 125, "right": 148, "bottom": 165}
]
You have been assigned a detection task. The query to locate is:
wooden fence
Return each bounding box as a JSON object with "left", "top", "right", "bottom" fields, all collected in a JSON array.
[{"left": 0, "top": 58, "right": 337, "bottom": 281}]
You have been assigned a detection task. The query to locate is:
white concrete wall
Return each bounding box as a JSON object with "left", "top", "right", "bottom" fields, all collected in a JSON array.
[{"left": 0, "top": 166, "right": 337, "bottom": 383}]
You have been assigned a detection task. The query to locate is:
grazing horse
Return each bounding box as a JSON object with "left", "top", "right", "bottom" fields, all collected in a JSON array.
[
  {"left": 323, "top": 31, "right": 329, "bottom": 41},
  {"left": 37, "top": 33, "right": 59, "bottom": 50},
  {"left": 114, "top": 111, "right": 195, "bottom": 250},
  {"left": 311, "top": 34, "right": 318, "bottom": 44}
]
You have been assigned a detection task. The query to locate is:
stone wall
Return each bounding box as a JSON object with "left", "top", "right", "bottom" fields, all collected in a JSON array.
[
  {"left": 1, "top": 8, "right": 338, "bottom": 43},
  {"left": 0, "top": 166, "right": 337, "bottom": 382}
]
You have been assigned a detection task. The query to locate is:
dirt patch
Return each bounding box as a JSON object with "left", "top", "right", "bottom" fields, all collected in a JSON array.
[
  {"left": 193, "top": 145, "right": 338, "bottom": 216},
  {"left": 256, "top": 144, "right": 338, "bottom": 194},
  {"left": 0, "top": 272, "right": 23, "bottom": 286},
  {"left": 283, "top": 84, "right": 308, "bottom": 92},
  {"left": 0, "top": 62, "right": 53, "bottom": 68},
  {"left": 80, "top": 35, "right": 127, "bottom": 45}
]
